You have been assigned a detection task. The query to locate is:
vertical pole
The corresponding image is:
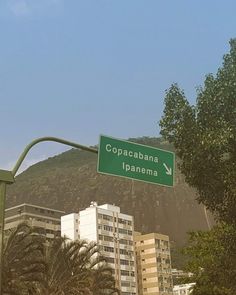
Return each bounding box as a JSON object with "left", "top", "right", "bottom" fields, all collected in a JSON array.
[{"left": 0, "top": 181, "right": 6, "bottom": 295}]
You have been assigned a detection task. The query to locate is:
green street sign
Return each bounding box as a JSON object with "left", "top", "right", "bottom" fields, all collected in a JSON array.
[{"left": 97, "top": 135, "right": 175, "bottom": 187}]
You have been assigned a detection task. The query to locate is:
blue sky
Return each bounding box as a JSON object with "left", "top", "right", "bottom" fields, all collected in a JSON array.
[{"left": 0, "top": 0, "right": 236, "bottom": 172}]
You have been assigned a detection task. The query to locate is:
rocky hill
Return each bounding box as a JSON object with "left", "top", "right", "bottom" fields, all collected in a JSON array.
[{"left": 6, "top": 137, "right": 214, "bottom": 248}]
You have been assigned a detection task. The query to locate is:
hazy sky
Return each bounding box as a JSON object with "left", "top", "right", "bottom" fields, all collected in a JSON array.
[{"left": 0, "top": 0, "right": 236, "bottom": 172}]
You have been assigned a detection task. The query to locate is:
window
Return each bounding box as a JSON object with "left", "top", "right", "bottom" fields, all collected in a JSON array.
[
  {"left": 118, "top": 218, "right": 126, "bottom": 224},
  {"left": 157, "top": 257, "right": 162, "bottom": 263},
  {"left": 121, "top": 281, "right": 130, "bottom": 287},
  {"left": 103, "top": 225, "right": 113, "bottom": 231},
  {"left": 158, "top": 276, "right": 163, "bottom": 282},
  {"left": 104, "top": 235, "right": 113, "bottom": 242},
  {"left": 120, "top": 249, "right": 128, "bottom": 255},
  {"left": 104, "top": 246, "right": 114, "bottom": 253},
  {"left": 119, "top": 239, "right": 128, "bottom": 245},
  {"left": 103, "top": 214, "right": 113, "bottom": 221},
  {"left": 164, "top": 241, "right": 169, "bottom": 248},
  {"left": 155, "top": 239, "right": 161, "bottom": 248},
  {"left": 120, "top": 270, "right": 129, "bottom": 276},
  {"left": 120, "top": 259, "right": 129, "bottom": 265},
  {"left": 118, "top": 228, "right": 127, "bottom": 235}
]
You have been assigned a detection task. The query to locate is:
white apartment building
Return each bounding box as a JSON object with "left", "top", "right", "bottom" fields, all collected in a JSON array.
[
  {"left": 61, "top": 213, "right": 79, "bottom": 241},
  {"left": 173, "top": 283, "right": 196, "bottom": 295},
  {"left": 61, "top": 202, "right": 137, "bottom": 295},
  {"left": 171, "top": 269, "right": 193, "bottom": 282}
]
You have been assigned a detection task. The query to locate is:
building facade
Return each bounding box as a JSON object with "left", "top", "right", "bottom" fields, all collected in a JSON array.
[
  {"left": 173, "top": 283, "right": 195, "bottom": 295},
  {"left": 61, "top": 202, "right": 137, "bottom": 295},
  {"left": 134, "top": 232, "right": 173, "bottom": 295},
  {"left": 5, "top": 203, "right": 65, "bottom": 239},
  {"left": 61, "top": 213, "right": 79, "bottom": 241},
  {"left": 171, "top": 269, "right": 193, "bottom": 284}
]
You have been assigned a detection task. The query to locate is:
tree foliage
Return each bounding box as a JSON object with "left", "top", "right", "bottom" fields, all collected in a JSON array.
[
  {"left": 3, "top": 223, "right": 119, "bottom": 295},
  {"left": 3, "top": 222, "right": 45, "bottom": 294},
  {"left": 160, "top": 38, "right": 236, "bottom": 293},
  {"left": 160, "top": 39, "right": 236, "bottom": 223},
  {"left": 183, "top": 224, "right": 236, "bottom": 295},
  {"left": 42, "top": 237, "right": 119, "bottom": 295}
]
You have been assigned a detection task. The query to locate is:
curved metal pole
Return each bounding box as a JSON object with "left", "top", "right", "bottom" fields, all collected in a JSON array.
[
  {"left": 12, "top": 136, "right": 98, "bottom": 176},
  {"left": 0, "top": 136, "right": 98, "bottom": 295}
]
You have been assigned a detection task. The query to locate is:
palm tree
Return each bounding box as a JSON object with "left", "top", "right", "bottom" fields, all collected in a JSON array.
[
  {"left": 42, "top": 237, "right": 119, "bottom": 295},
  {"left": 3, "top": 223, "right": 119, "bottom": 295},
  {"left": 3, "top": 222, "right": 45, "bottom": 295},
  {"left": 90, "top": 263, "right": 119, "bottom": 295}
]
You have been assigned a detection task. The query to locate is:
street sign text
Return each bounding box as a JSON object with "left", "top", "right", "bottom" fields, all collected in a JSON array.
[{"left": 97, "top": 135, "right": 174, "bottom": 187}]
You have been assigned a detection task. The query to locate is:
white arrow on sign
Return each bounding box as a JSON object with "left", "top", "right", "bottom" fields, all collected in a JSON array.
[{"left": 163, "top": 163, "right": 172, "bottom": 175}]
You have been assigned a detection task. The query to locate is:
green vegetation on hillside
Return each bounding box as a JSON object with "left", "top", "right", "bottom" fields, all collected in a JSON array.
[{"left": 6, "top": 137, "right": 212, "bottom": 252}]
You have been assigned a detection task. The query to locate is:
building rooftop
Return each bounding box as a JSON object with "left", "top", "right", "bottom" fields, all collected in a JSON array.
[{"left": 5, "top": 203, "right": 65, "bottom": 214}]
